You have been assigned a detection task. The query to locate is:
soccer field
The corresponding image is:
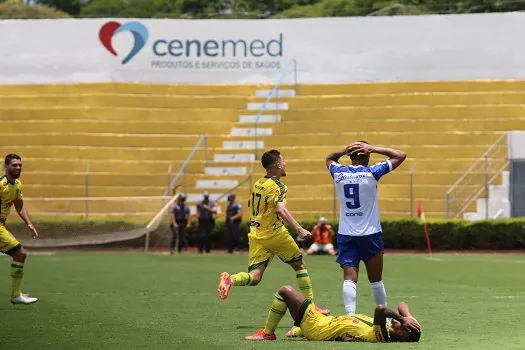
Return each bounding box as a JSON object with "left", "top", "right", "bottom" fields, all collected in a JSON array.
[{"left": 1, "top": 252, "right": 524, "bottom": 349}]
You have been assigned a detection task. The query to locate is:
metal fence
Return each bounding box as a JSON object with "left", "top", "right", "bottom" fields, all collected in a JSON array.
[{"left": 445, "top": 133, "right": 508, "bottom": 219}]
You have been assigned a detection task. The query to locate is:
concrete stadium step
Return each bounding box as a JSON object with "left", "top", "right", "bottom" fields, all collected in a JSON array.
[
  {"left": 18, "top": 157, "right": 471, "bottom": 175},
  {"left": 21, "top": 195, "right": 444, "bottom": 217},
  {"left": 2, "top": 118, "right": 520, "bottom": 136},
  {"left": 18, "top": 171, "right": 485, "bottom": 187},
  {"left": 0, "top": 134, "right": 228, "bottom": 148},
  {"left": 0, "top": 83, "right": 262, "bottom": 96},
  {"left": 195, "top": 179, "right": 239, "bottom": 189},
  {"left": 0, "top": 107, "right": 240, "bottom": 121},
  {"left": 222, "top": 141, "right": 264, "bottom": 150},
  {"left": 19, "top": 157, "right": 462, "bottom": 177},
  {"left": 271, "top": 119, "right": 525, "bottom": 133},
  {"left": 277, "top": 105, "right": 525, "bottom": 120},
  {"left": 15, "top": 212, "right": 154, "bottom": 222},
  {"left": 18, "top": 158, "right": 218, "bottom": 174},
  {"left": 288, "top": 92, "right": 525, "bottom": 108},
  {"left": 0, "top": 120, "right": 232, "bottom": 134},
  {"left": 204, "top": 167, "right": 247, "bottom": 175},
  {"left": 297, "top": 80, "right": 525, "bottom": 95},
  {"left": 247, "top": 102, "right": 289, "bottom": 111},
  {"left": 22, "top": 185, "right": 166, "bottom": 197},
  {"left": 214, "top": 153, "right": 255, "bottom": 162},
  {"left": 214, "top": 145, "right": 499, "bottom": 159},
  {"left": 0, "top": 94, "right": 252, "bottom": 109},
  {"left": 231, "top": 128, "right": 272, "bottom": 136},
  {"left": 2, "top": 145, "right": 497, "bottom": 162},
  {"left": 239, "top": 115, "right": 281, "bottom": 123},
  {"left": 256, "top": 89, "right": 296, "bottom": 98},
  {"left": 24, "top": 197, "right": 167, "bottom": 214},
  {"left": 262, "top": 132, "right": 502, "bottom": 147},
  {"left": 0, "top": 146, "right": 216, "bottom": 161}
]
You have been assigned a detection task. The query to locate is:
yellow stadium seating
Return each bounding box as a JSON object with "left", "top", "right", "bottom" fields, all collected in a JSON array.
[{"left": 0, "top": 80, "right": 519, "bottom": 222}]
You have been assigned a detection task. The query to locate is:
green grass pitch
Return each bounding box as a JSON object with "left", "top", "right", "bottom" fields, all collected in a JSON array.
[{"left": 1, "top": 252, "right": 524, "bottom": 349}]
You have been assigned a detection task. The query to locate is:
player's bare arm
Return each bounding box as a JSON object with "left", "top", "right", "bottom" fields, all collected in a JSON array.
[
  {"left": 396, "top": 302, "right": 420, "bottom": 325},
  {"left": 348, "top": 142, "right": 407, "bottom": 170},
  {"left": 374, "top": 305, "right": 421, "bottom": 332},
  {"left": 325, "top": 146, "right": 351, "bottom": 169},
  {"left": 14, "top": 199, "right": 38, "bottom": 239},
  {"left": 276, "top": 202, "right": 311, "bottom": 238}
]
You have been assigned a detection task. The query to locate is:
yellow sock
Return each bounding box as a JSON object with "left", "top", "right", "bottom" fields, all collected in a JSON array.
[
  {"left": 296, "top": 269, "right": 314, "bottom": 302},
  {"left": 263, "top": 293, "right": 287, "bottom": 335},
  {"left": 11, "top": 262, "right": 24, "bottom": 298},
  {"left": 230, "top": 272, "right": 252, "bottom": 286}
]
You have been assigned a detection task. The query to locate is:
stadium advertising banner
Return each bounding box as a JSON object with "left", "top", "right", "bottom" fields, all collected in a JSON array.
[{"left": 2, "top": 13, "right": 525, "bottom": 84}]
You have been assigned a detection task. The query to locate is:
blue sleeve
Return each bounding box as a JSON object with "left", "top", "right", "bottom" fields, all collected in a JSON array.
[
  {"left": 369, "top": 160, "right": 393, "bottom": 181},
  {"left": 328, "top": 162, "right": 344, "bottom": 178}
]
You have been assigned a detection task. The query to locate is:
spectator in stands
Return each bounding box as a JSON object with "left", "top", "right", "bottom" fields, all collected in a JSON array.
[
  {"left": 169, "top": 193, "right": 190, "bottom": 254},
  {"left": 306, "top": 217, "right": 336, "bottom": 256},
  {"left": 225, "top": 193, "right": 243, "bottom": 254},
  {"left": 196, "top": 191, "right": 217, "bottom": 253}
]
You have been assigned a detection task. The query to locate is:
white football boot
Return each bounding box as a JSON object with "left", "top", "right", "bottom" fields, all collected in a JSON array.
[{"left": 11, "top": 293, "right": 38, "bottom": 305}]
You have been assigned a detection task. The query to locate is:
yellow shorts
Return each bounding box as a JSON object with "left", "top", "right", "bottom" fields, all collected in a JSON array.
[
  {"left": 298, "top": 302, "right": 387, "bottom": 342},
  {"left": 247, "top": 231, "right": 302, "bottom": 271},
  {"left": 0, "top": 225, "right": 21, "bottom": 254}
]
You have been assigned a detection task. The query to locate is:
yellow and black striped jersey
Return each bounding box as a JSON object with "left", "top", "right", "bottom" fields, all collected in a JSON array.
[
  {"left": 0, "top": 176, "right": 23, "bottom": 224},
  {"left": 248, "top": 176, "right": 287, "bottom": 239}
]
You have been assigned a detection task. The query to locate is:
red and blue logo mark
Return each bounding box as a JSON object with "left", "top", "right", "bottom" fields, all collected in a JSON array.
[{"left": 99, "top": 21, "right": 148, "bottom": 64}]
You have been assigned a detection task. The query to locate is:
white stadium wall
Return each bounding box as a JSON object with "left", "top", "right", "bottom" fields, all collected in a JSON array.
[{"left": 2, "top": 13, "right": 525, "bottom": 84}]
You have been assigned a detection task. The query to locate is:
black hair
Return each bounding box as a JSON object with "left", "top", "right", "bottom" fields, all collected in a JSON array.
[
  {"left": 261, "top": 149, "right": 281, "bottom": 170},
  {"left": 4, "top": 153, "right": 21, "bottom": 166},
  {"left": 349, "top": 140, "right": 369, "bottom": 162},
  {"left": 408, "top": 330, "right": 421, "bottom": 342},
  {"left": 390, "top": 329, "right": 421, "bottom": 343}
]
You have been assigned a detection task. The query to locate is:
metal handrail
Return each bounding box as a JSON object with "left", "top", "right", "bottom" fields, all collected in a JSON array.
[
  {"left": 254, "top": 59, "right": 297, "bottom": 160},
  {"left": 451, "top": 159, "right": 509, "bottom": 218},
  {"left": 445, "top": 132, "right": 508, "bottom": 218},
  {"left": 446, "top": 133, "right": 507, "bottom": 194},
  {"left": 162, "top": 135, "right": 208, "bottom": 196}
]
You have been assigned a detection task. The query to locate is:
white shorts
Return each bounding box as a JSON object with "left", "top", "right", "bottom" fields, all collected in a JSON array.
[{"left": 309, "top": 243, "right": 334, "bottom": 253}]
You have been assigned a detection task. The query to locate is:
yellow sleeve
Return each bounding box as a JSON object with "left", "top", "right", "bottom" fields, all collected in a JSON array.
[
  {"left": 371, "top": 325, "right": 388, "bottom": 342},
  {"left": 276, "top": 184, "right": 286, "bottom": 203},
  {"left": 16, "top": 182, "right": 23, "bottom": 200}
]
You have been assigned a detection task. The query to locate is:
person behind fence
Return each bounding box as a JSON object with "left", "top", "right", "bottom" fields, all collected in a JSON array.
[
  {"left": 225, "top": 193, "right": 243, "bottom": 254},
  {"left": 196, "top": 191, "right": 217, "bottom": 253},
  {"left": 169, "top": 193, "right": 190, "bottom": 254},
  {"left": 306, "top": 217, "right": 336, "bottom": 256}
]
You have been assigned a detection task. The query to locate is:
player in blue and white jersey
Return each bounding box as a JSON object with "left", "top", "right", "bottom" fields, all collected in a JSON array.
[{"left": 325, "top": 141, "right": 406, "bottom": 316}]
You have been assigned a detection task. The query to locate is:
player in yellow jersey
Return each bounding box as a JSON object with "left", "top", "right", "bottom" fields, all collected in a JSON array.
[
  {"left": 1, "top": 154, "right": 39, "bottom": 304},
  {"left": 245, "top": 285, "right": 422, "bottom": 342},
  {"left": 217, "top": 149, "right": 330, "bottom": 315}
]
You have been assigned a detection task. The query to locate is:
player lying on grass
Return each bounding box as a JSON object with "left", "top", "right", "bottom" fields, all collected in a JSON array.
[{"left": 245, "top": 285, "right": 421, "bottom": 343}]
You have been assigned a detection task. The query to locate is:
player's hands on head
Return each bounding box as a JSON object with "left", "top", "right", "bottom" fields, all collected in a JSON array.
[
  {"left": 348, "top": 142, "right": 374, "bottom": 157},
  {"left": 297, "top": 227, "right": 311, "bottom": 238},
  {"left": 401, "top": 316, "right": 421, "bottom": 332}
]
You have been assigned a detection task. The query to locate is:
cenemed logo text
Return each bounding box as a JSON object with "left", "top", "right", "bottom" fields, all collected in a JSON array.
[{"left": 152, "top": 34, "right": 283, "bottom": 58}]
